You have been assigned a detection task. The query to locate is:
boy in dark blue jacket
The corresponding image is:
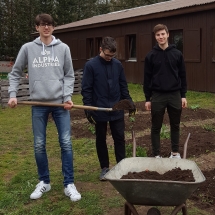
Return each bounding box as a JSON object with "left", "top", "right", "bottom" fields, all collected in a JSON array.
[
  {"left": 81, "top": 36, "right": 136, "bottom": 180},
  {"left": 144, "top": 24, "right": 187, "bottom": 159}
]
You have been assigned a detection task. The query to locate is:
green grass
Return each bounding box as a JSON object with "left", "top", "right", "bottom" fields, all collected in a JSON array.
[
  {"left": 0, "top": 84, "right": 214, "bottom": 215},
  {"left": 202, "top": 124, "right": 215, "bottom": 132},
  {"left": 125, "top": 142, "right": 147, "bottom": 157},
  {"left": 71, "top": 94, "right": 83, "bottom": 105},
  {"left": 160, "top": 124, "right": 170, "bottom": 139},
  {"left": 186, "top": 91, "right": 215, "bottom": 111},
  {"left": 128, "top": 83, "right": 144, "bottom": 102}
]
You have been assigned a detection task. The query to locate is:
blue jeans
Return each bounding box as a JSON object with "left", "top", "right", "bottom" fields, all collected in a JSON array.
[{"left": 32, "top": 106, "right": 74, "bottom": 187}]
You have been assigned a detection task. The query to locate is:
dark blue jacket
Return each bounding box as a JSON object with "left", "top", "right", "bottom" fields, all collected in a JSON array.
[
  {"left": 81, "top": 55, "right": 132, "bottom": 121},
  {"left": 144, "top": 44, "right": 187, "bottom": 101}
]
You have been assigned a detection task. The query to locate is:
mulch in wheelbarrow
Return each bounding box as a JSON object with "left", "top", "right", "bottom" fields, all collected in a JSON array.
[{"left": 121, "top": 167, "right": 195, "bottom": 182}]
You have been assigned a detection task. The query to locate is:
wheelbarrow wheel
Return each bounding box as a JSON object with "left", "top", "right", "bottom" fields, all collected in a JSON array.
[{"left": 147, "top": 207, "right": 161, "bottom": 215}]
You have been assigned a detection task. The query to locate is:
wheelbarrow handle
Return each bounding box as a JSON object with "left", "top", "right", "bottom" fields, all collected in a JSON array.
[
  {"left": 183, "top": 133, "right": 191, "bottom": 159},
  {"left": 132, "top": 130, "right": 136, "bottom": 157}
]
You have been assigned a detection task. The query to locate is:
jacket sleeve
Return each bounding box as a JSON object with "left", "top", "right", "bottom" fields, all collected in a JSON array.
[
  {"left": 81, "top": 63, "right": 94, "bottom": 106},
  {"left": 63, "top": 46, "right": 75, "bottom": 102},
  {"left": 178, "top": 53, "right": 187, "bottom": 98},
  {"left": 8, "top": 45, "right": 28, "bottom": 98},
  {"left": 143, "top": 55, "right": 153, "bottom": 102}
]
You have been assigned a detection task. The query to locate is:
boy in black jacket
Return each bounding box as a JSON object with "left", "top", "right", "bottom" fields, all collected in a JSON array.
[
  {"left": 81, "top": 36, "right": 136, "bottom": 181},
  {"left": 144, "top": 24, "right": 187, "bottom": 159}
]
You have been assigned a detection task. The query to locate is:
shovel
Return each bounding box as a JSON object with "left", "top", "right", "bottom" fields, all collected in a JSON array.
[{"left": 15, "top": 99, "right": 133, "bottom": 111}]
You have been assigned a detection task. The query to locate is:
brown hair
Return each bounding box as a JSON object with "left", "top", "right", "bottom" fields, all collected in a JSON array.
[
  {"left": 153, "top": 24, "right": 169, "bottom": 34},
  {"left": 35, "top": 14, "right": 55, "bottom": 26},
  {"left": 101, "top": 36, "right": 117, "bottom": 53}
]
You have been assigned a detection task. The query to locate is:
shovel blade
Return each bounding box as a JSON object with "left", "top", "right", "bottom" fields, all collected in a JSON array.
[{"left": 112, "top": 99, "right": 133, "bottom": 111}]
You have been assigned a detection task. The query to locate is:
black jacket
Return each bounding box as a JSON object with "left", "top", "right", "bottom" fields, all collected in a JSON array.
[
  {"left": 81, "top": 55, "right": 132, "bottom": 121},
  {"left": 143, "top": 44, "right": 187, "bottom": 101}
]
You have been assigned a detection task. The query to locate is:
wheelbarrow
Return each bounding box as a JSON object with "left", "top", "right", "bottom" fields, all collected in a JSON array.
[{"left": 104, "top": 133, "right": 206, "bottom": 215}]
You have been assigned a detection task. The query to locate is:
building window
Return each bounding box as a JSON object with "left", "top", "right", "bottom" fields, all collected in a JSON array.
[
  {"left": 127, "top": 35, "right": 136, "bottom": 60},
  {"left": 169, "top": 30, "right": 183, "bottom": 53},
  {"left": 87, "top": 38, "right": 94, "bottom": 59},
  {"left": 95, "top": 37, "right": 102, "bottom": 55}
]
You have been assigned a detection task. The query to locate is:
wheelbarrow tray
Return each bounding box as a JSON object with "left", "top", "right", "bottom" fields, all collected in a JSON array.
[{"left": 105, "top": 157, "right": 205, "bottom": 206}]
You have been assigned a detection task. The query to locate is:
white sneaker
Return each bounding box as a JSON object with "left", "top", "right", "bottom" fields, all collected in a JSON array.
[
  {"left": 64, "top": 183, "right": 81, "bottom": 202},
  {"left": 155, "top": 155, "right": 162, "bottom": 158},
  {"left": 30, "top": 181, "right": 51, "bottom": 199},
  {"left": 169, "top": 152, "right": 181, "bottom": 159}
]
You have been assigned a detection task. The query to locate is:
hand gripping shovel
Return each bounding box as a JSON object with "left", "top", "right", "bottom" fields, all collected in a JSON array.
[{"left": 15, "top": 99, "right": 133, "bottom": 111}]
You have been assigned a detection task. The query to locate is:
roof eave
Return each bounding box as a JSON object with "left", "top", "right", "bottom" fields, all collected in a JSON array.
[{"left": 34, "top": 2, "right": 215, "bottom": 35}]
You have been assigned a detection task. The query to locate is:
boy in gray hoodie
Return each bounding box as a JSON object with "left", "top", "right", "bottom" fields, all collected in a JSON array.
[{"left": 8, "top": 13, "right": 81, "bottom": 202}]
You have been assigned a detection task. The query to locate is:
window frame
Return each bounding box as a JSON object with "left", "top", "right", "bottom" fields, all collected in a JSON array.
[
  {"left": 86, "top": 38, "right": 94, "bottom": 60},
  {"left": 95, "top": 37, "right": 102, "bottom": 56},
  {"left": 169, "top": 29, "right": 183, "bottom": 54},
  {"left": 126, "top": 34, "right": 137, "bottom": 62}
]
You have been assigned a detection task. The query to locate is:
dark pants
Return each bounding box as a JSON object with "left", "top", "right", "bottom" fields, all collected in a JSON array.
[
  {"left": 95, "top": 118, "right": 125, "bottom": 169},
  {"left": 151, "top": 91, "right": 182, "bottom": 156}
]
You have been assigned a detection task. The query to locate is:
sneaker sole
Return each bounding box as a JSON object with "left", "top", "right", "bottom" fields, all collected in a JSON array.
[
  {"left": 64, "top": 192, "right": 81, "bottom": 201},
  {"left": 30, "top": 186, "right": 51, "bottom": 200},
  {"left": 70, "top": 196, "right": 82, "bottom": 202}
]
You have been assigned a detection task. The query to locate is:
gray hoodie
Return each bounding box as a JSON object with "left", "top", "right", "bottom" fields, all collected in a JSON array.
[{"left": 8, "top": 36, "right": 75, "bottom": 103}]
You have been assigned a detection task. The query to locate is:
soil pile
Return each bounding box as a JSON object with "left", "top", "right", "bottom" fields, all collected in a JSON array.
[
  {"left": 121, "top": 167, "right": 195, "bottom": 182},
  {"left": 112, "top": 99, "right": 134, "bottom": 110}
]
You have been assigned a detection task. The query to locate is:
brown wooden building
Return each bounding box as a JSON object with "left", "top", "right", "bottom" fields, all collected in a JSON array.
[{"left": 51, "top": 0, "right": 215, "bottom": 93}]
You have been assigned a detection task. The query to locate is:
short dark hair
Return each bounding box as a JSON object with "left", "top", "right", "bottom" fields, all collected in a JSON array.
[
  {"left": 101, "top": 36, "right": 116, "bottom": 53},
  {"left": 35, "top": 14, "right": 55, "bottom": 26},
  {"left": 153, "top": 24, "right": 169, "bottom": 34}
]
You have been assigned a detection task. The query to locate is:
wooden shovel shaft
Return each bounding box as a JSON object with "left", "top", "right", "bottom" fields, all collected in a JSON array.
[{"left": 17, "top": 101, "right": 113, "bottom": 111}]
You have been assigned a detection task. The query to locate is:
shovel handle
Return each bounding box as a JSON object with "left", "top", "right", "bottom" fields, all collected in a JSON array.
[
  {"left": 17, "top": 101, "right": 113, "bottom": 111},
  {"left": 18, "top": 101, "right": 64, "bottom": 107},
  {"left": 73, "top": 105, "right": 112, "bottom": 111}
]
